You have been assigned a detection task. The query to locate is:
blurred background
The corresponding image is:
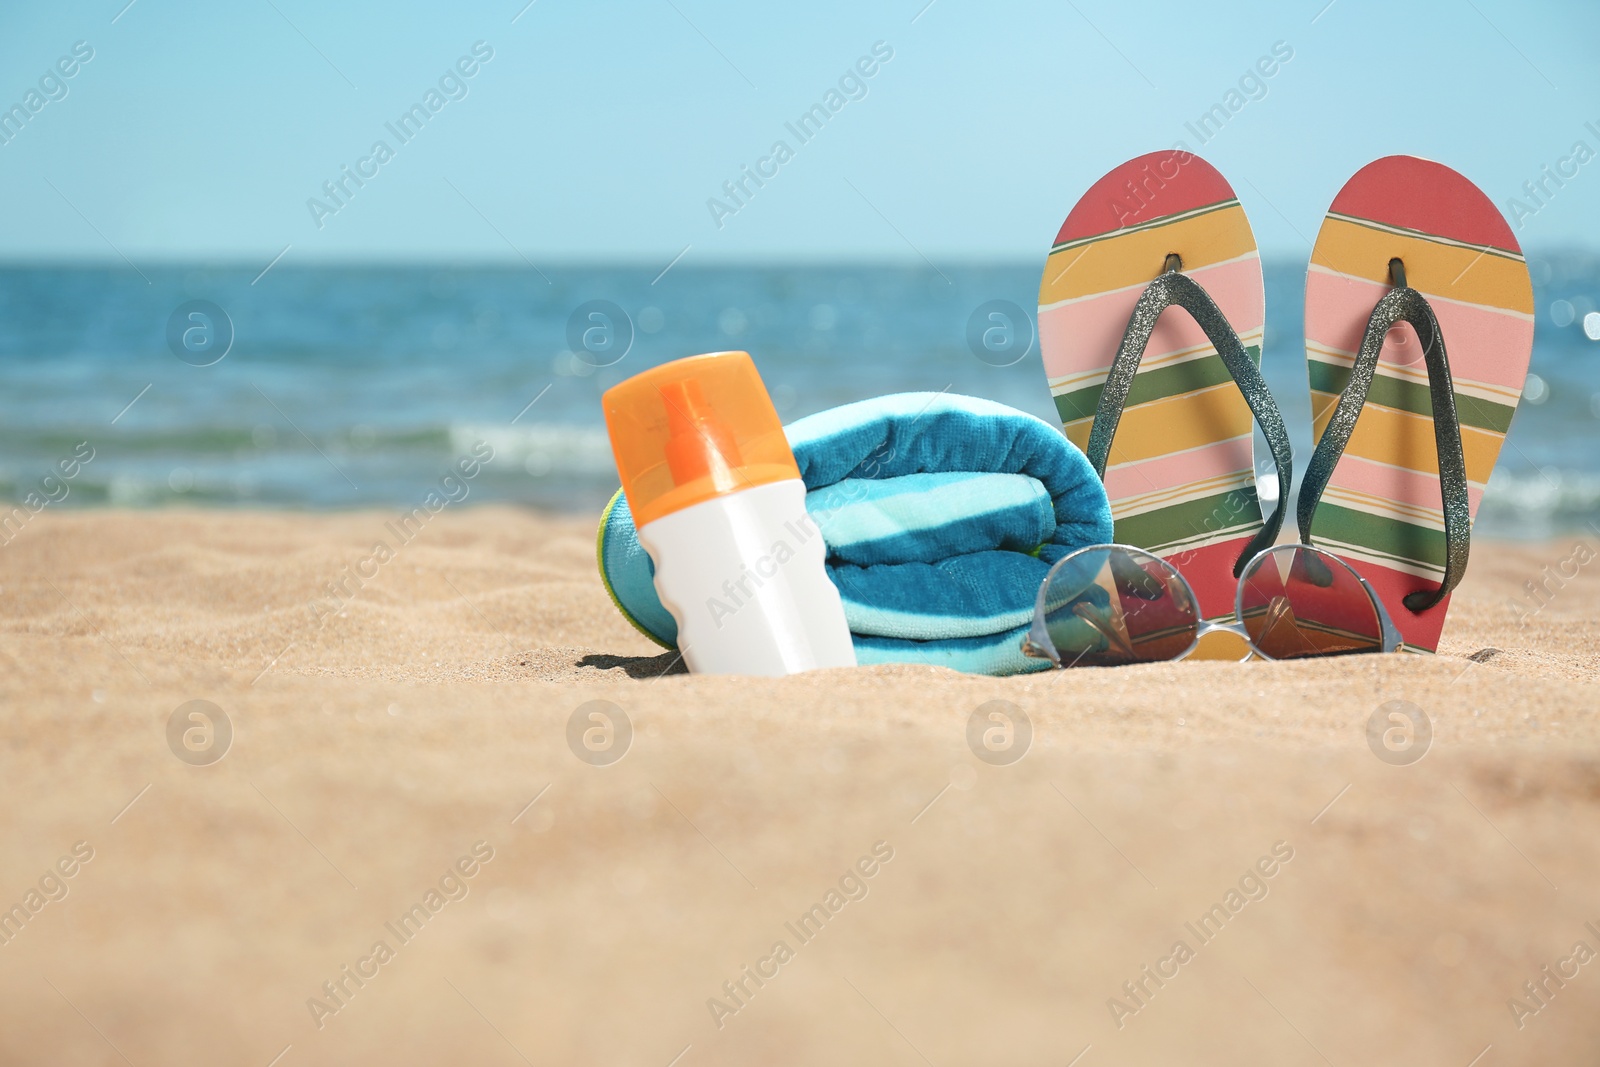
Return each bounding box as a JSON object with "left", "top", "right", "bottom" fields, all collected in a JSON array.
[{"left": 1, "top": 0, "right": 1595, "bottom": 536}]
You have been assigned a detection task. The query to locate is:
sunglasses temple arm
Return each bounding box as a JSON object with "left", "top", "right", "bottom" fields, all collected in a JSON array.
[
  {"left": 1021, "top": 620, "right": 1060, "bottom": 664},
  {"left": 1073, "top": 602, "right": 1137, "bottom": 659},
  {"left": 1021, "top": 573, "right": 1062, "bottom": 664},
  {"left": 1358, "top": 574, "right": 1406, "bottom": 653}
]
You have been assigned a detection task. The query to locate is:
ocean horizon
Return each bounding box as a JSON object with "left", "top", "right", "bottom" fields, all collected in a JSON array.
[{"left": 3, "top": 257, "right": 1596, "bottom": 539}]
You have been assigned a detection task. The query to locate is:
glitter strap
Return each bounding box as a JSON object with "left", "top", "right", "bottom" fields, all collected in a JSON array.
[
  {"left": 1085, "top": 267, "right": 1293, "bottom": 577},
  {"left": 1296, "top": 278, "right": 1470, "bottom": 613}
]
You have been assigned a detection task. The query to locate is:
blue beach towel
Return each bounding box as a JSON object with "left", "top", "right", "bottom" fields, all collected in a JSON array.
[{"left": 597, "top": 392, "right": 1113, "bottom": 675}]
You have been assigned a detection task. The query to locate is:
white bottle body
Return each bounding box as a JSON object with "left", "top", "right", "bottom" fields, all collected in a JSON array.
[{"left": 637, "top": 479, "right": 856, "bottom": 676}]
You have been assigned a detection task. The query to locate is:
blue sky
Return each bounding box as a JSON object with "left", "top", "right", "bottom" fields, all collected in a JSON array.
[{"left": 0, "top": 0, "right": 1595, "bottom": 265}]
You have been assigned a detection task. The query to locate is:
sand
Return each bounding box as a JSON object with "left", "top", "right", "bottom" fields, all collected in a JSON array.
[{"left": 1, "top": 506, "right": 1598, "bottom": 1066}]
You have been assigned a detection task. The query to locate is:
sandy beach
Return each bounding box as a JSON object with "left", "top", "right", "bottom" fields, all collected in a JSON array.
[{"left": 2, "top": 506, "right": 1598, "bottom": 1066}]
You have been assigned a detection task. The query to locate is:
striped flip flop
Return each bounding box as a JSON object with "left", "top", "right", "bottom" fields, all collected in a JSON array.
[
  {"left": 1037, "top": 151, "right": 1292, "bottom": 650},
  {"left": 1298, "top": 156, "right": 1534, "bottom": 653}
]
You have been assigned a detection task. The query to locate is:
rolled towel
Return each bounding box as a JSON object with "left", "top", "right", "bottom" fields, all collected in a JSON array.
[{"left": 597, "top": 392, "right": 1113, "bottom": 675}]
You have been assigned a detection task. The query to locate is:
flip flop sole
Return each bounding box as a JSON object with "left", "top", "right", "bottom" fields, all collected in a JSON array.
[
  {"left": 1304, "top": 155, "right": 1534, "bottom": 652},
  {"left": 1038, "top": 151, "right": 1266, "bottom": 624}
]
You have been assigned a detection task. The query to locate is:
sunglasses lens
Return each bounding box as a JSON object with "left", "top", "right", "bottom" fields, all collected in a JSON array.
[
  {"left": 1236, "top": 546, "right": 1384, "bottom": 660},
  {"left": 1035, "top": 546, "right": 1198, "bottom": 667}
]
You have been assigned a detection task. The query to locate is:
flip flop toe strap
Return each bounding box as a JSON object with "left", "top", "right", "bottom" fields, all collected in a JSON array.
[
  {"left": 1085, "top": 269, "right": 1293, "bottom": 577},
  {"left": 1296, "top": 283, "right": 1471, "bottom": 613}
]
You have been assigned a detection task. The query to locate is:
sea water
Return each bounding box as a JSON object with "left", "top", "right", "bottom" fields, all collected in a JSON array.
[{"left": 0, "top": 259, "right": 1595, "bottom": 538}]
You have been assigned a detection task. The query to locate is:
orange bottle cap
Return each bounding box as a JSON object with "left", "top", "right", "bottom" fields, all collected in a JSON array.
[{"left": 602, "top": 351, "right": 799, "bottom": 527}]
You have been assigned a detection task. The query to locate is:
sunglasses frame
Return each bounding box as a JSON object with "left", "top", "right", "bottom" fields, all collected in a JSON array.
[{"left": 1023, "top": 542, "right": 1405, "bottom": 667}]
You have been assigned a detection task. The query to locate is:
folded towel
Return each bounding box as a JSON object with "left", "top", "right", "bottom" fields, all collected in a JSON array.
[{"left": 598, "top": 392, "right": 1113, "bottom": 675}]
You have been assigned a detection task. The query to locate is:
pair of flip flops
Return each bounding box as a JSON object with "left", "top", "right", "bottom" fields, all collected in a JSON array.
[{"left": 1039, "top": 152, "right": 1534, "bottom": 654}]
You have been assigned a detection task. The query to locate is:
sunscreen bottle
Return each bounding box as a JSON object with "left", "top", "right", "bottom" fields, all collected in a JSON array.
[{"left": 602, "top": 351, "right": 855, "bottom": 676}]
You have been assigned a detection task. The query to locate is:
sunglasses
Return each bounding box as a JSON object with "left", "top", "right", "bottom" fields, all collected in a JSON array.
[{"left": 1021, "top": 543, "right": 1404, "bottom": 667}]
